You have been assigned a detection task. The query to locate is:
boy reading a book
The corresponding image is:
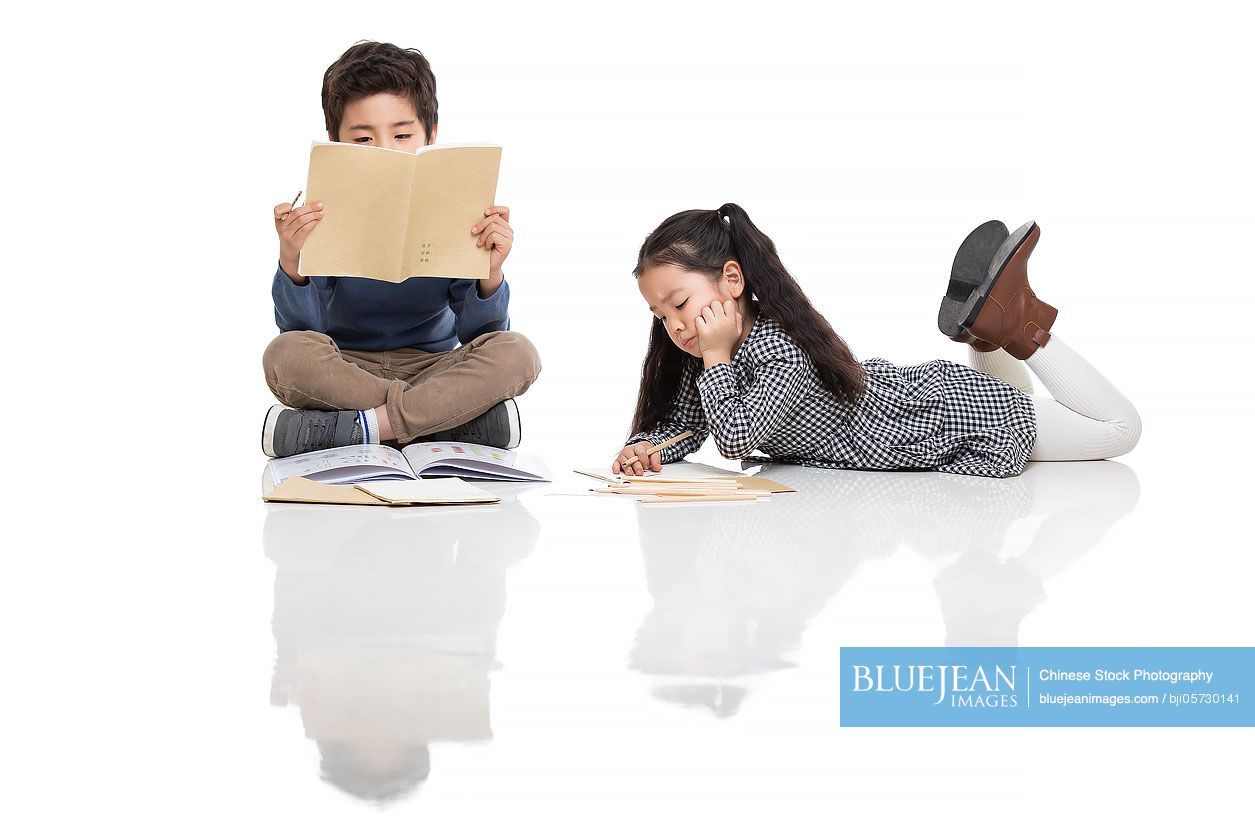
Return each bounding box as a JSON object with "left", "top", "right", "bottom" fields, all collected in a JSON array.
[{"left": 262, "top": 41, "right": 541, "bottom": 458}]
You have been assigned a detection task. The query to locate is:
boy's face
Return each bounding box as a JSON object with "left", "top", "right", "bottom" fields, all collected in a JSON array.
[
  {"left": 333, "top": 92, "right": 437, "bottom": 152},
  {"left": 639, "top": 262, "right": 744, "bottom": 358}
]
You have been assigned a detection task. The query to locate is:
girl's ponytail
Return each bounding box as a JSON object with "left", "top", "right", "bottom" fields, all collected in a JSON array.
[{"left": 716, "top": 203, "right": 866, "bottom": 402}]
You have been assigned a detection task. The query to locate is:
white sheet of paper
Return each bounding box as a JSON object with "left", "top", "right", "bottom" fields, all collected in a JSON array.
[
  {"left": 574, "top": 461, "right": 748, "bottom": 484},
  {"left": 353, "top": 478, "right": 498, "bottom": 504}
]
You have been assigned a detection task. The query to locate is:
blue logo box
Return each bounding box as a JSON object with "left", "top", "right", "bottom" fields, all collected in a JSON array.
[{"left": 840, "top": 647, "right": 1254, "bottom": 727}]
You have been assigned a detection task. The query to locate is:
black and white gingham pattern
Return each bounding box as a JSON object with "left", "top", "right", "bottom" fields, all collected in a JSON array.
[{"left": 626, "top": 316, "right": 1037, "bottom": 479}]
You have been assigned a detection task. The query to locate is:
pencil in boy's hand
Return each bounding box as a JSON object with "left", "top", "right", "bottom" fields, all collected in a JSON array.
[
  {"left": 621, "top": 430, "right": 694, "bottom": 468},
  {"left": 280, "top": 190, "right": 303, "bottom": 221}
]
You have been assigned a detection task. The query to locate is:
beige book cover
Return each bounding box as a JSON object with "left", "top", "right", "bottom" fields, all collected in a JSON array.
[
  {"left": 263, "top": 476, "right": 500, "bottom": 507},
  {"left": 297, "top": 142, "right": 502, "bottom": 283}
]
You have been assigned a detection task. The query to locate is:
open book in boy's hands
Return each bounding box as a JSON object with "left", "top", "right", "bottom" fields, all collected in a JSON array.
[{"left": 297, "top": 141, "right": 502, "bottom": 283}]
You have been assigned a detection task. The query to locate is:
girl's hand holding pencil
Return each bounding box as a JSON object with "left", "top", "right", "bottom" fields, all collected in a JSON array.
[
  {"left": 612, "top": 441, "right": 661, "bottom": 476},
  {"left": 611, "top": 430, "right": 695, "bottom": 477}
]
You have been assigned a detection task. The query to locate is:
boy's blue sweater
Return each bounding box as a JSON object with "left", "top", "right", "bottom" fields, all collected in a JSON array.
[{"left": 271, "top": 263, "right": 511, "bottom": 352}]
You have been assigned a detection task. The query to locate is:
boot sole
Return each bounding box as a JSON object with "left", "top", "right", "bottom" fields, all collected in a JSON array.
[
  {"left": 938, "top": 220, "right": 1008, "bottom": 338},
  {"left": 956, "top": 220, "right": 1039, "bottom": 332},
  {"left": 261, "top": 404, "right": 284, "bottom": 458},
  {"left": 504, "top": 398, "right": 521, "bottom": 449}
]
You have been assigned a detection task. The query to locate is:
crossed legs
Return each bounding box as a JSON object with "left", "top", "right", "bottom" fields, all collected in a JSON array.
[{"left": 263, "top": 330, "right": 541, "bottom": 444}]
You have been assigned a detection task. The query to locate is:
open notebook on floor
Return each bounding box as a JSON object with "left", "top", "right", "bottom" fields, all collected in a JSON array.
[
  {"left": 263, "top": 442, "right": 551, "bottom": 495},
  {"left": 573, "top": 461, "right": 795, "bottom": 493}
]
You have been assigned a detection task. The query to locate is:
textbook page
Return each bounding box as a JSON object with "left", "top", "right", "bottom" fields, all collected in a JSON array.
[
  {"left": 263, "top": 444, "right": 416, "bottom": 492},
  {"left": 401, "top": 441, "right": 552, "bottom": 481}
]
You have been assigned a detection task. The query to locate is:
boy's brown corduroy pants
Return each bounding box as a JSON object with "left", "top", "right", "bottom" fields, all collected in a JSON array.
[{"left": 263, "top": 330, "right": 541, "bottom": 443}]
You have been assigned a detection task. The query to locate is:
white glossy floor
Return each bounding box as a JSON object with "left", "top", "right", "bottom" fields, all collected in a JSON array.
[{"left": 10, "top": 440, "right": 1250, "bottom": 831}]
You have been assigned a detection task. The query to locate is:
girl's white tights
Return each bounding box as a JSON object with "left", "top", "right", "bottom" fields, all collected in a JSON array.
[{"left": 967, "top": 339, "right": 1141, "bottom": 461}]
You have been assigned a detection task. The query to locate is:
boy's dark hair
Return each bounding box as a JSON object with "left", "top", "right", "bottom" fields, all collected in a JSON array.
[
  {"left": 321, "top": 41, "right": 438, "bottom": 142},
  {"left": 630, "top": 204, "right": 866, "bottom": 437}
]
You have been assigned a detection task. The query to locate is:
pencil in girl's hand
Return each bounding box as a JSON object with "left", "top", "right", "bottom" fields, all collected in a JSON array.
[
  {"left": 621, "top": 430, "right": 694, "bottom": 467},
  {"left": 280, "top": 190, "right": 303, "bottom": 221}
]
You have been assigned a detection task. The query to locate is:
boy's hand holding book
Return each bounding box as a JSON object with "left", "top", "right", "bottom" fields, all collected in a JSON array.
[
  {"left": 274, "top": 199, "right": 325, "bottom": 285},
  {"left": 472, "top": 205, "right": 512, "bottom": 296},
  {"left": 273, "top": 198, "right": 508, "bottom": 292}
]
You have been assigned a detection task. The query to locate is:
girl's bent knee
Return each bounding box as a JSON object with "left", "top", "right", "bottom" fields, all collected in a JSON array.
[{"left": 1108, "top": 410, "right": 1142, "bottom": 458}]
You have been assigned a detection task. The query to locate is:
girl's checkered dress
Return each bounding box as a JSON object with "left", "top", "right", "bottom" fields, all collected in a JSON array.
[{"left": 626, "top": 316, "right": 1037, "bottom": 479}]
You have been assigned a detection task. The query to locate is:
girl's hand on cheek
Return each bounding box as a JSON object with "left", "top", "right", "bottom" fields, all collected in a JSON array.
[{"left": 695, "top": 299, "right": 742, "bottom": 365}]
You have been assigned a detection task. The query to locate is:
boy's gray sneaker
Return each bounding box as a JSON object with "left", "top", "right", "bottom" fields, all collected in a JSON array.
[
  {"left": 262, "top": 405, "right": 363, "bottom": 458},
  {"left": 418, "top": 399, "right": 521, "bottom": 449}
]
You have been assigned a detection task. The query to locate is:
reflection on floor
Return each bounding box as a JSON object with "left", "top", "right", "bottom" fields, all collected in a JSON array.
[
  {"left": 264, "top": 492, "right": 539, "bottom": 803},
  {"left": 629, "top": 461, "right": 1139, "bottom": 715},
  {"left": 262, "top": 461, "right": 1138, "bottom": 804}
]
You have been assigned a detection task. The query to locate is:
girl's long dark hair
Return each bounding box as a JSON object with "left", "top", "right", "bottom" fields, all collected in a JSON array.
[{"left": 630, "top": 203, "right": 866, "bottom": 436}]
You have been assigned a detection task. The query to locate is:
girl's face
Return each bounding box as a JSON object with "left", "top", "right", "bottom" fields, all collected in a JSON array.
[{"left": 638, "top": 261, "right": 746, "bottom": 358}]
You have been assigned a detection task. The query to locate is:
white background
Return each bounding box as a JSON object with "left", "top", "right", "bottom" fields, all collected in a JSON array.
[{"left": 3, "top": 0, "right": 1252, "bottom": 832}]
